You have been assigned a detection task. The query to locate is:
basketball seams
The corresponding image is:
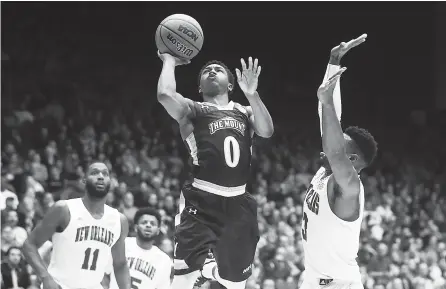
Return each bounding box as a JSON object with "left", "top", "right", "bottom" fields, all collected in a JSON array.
[
  {"left": 160, "top": 24, "right": 200, "bottom": 51},
  {"left": 162, "top": 18, "right": 204, "bottom": 38},
  {"left": 159, "top": 25, "right": 184, "bottom": 58}
]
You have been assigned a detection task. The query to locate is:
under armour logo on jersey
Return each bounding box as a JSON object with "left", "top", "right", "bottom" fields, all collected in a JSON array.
[{"left": 187, "top": 208, "right": 197, "bottom": 215}]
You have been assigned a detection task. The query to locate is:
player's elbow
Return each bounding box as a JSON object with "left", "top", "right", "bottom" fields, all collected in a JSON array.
[
  {"left": 157, "top": 91, "right": 173, "bottom": 103},
  {"left": 113, "top": 259, "right": 128, "bottom": 271},
  {"left": 21, "top": 238, "right": 36, "bottom": 257},
  {"left": 258, "top": 128, "right": 274, "bottom": 138},
  {"left": 256, "top": 124, "right": 274, "bottom": 138}
]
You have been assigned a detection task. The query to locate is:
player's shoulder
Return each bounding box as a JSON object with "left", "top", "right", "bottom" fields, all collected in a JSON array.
[
  {"left": 125, "top": 236, "right": 137, "bottom": 245},
  {"left": 51, "top": 199, "right": 71, "bottom": 215},
  {"left": 233, "top": 102, "right": 249, "bottom": 116}
]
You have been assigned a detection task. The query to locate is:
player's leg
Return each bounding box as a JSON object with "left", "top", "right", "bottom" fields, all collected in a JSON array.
[
  {"left": 207, "top": 192, "right": 260, "bottom": 289},
  {"left": 172, "top": 186, "right": 223, "bottom": 289}
]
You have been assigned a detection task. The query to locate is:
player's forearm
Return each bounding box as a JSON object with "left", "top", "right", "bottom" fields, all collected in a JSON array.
[
  {"left": 245, "top": 91, "right": 274, "bottom": 138},
  {"left": 22, "top": 240, "right": 51, "bottom": 280},
  {"left": 319, "top": 63, "right": 342, "bottom": 136},
  {"left": 321, "top": 102, "right": 346, "bottom": 157},
  {"left": 157, "top": 59, "right": 177, "bottom": 99},
  {"left": 114, "top": 261, "right": 131, "bottom": 289}
]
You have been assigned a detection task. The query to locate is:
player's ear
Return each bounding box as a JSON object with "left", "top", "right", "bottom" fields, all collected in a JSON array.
[
  {"left": 198, "top": 87, "right": 202, "bottom": 93},
  {"left": 348, "top": 154, "right": 359, "bottom": 163}
]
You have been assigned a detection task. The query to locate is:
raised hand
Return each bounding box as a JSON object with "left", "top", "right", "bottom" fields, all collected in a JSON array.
[
  {"left": 317, "top": 67, "right": 347, "bottom": 105},
  {"left": 157, "top": 51, "right": 190, "bottom": 66},
  {"left": 235, "top": 57, "right": 261, "bottom": 95},
  {"left": 330, "top": 34, "right": 367, "bottom": 63}
]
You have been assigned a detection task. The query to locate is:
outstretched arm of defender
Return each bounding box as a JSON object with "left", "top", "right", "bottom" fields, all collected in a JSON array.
[
  {"left": 22, "top": 201, "right": 69, "bottom": 288},
  {"left": 318, "top": 71, "right": 360, "bottom": 200},
  {"left": 157, "top": 52, "right": 194, "bottom": 122},
  {"left": 318, "top": 34, "right": 367, "bottom": 135},
  {"left": 111, "top": 214, "right": 131, "bottom": 289}
]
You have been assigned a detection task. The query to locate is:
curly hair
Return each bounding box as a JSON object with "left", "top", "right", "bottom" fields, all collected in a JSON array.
[
  {"left": 133, "top": 207, "right": 162, "bottom": 226},
  {"left": 345, "top": 126, "right": 378, "bottom": 166},
  {"left": 197, "top": 60, "right": 235, "bottom": 95}
]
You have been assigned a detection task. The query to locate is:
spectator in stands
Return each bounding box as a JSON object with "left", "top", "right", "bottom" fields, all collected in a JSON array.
[{"left": 1, "top": 246, "right": 31, "bottom": 289}]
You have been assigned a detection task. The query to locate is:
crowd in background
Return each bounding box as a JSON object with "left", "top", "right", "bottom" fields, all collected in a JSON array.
[{"left": 2, "top": 83, "right": 446, "bottom": 289}]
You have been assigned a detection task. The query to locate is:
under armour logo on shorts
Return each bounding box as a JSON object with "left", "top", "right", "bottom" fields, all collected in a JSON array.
[{"left": 187, "top": 207, "right": 197, "bottom": 215}]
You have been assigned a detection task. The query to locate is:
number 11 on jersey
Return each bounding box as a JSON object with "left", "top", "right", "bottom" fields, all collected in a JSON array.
[{"left": 82, "top": 247, "right": 99, "bottom": 270}]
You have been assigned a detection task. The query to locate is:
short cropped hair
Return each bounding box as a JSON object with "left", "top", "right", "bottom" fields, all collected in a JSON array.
[
  {"left": 133, "top": 207, "right": 162, "bottom": 226},
  {"left": 345, "top": 126, "right": 378, "bottom": 166},
  {"left": 198, "top": 60, "right": 235, "bottom": 95}
]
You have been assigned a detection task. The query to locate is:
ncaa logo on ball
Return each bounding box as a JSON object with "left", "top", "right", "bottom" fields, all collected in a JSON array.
[
  {"left": 166, "top": 33, "right": 195, "bottom": 57},
  {"left": 178, "top": 25, "right": 199, "bottom": 42}
]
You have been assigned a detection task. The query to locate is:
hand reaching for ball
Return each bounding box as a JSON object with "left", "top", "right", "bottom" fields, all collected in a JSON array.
[
  {"left": 157, "top": 51, "right": 190, "bottom": 66},
  {"left": 236, "top": 57, "right": 261, "bottom": 96}
]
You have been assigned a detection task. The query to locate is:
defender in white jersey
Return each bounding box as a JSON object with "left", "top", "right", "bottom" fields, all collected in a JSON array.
[
  {"left": 22, "top": 162, "right": 131, "bottom": 289},
  {"left": 103, "top": 208, "right": 172, "bottom": 289},
  {"left": 300, "top": 34, "right": 378, "bottom": 289}
]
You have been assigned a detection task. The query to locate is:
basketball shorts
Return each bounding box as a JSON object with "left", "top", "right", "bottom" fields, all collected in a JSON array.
[
  {"left": 300, "top": 278, "right": 364, "bottom": 289},
  {"left": 173, "top": 183, "right": 259, "bottom": 282}
]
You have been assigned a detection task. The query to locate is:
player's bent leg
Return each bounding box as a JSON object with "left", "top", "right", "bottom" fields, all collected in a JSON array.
[
  {"left": 213, "top": 192, "right": 260, "bottom": 285},
  {"left": 173, "top": 187, "right": 222, "bottom": 289}
]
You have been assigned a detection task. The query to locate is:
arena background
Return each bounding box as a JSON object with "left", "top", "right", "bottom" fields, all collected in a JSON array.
[{"left": 1, "top": 2, "right": 446, "bottom": 289}]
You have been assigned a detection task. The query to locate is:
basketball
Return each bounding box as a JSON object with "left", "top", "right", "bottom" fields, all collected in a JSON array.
[{"left": 155, "top": 14, "right": 204, "bottom": 60}]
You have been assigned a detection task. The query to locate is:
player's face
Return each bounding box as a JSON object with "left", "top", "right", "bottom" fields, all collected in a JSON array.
[
  {"left": 135, "top": 214, "right": 160, "bottom": 242},
  {"left": 199, "top": 64, "right": 232, "bottom": 96},
  {"left": 319, "top": 134, "right": 360, "bottom": 170},
  {"left": 85, "top": 163, "right": 111, "bottom": 199}
]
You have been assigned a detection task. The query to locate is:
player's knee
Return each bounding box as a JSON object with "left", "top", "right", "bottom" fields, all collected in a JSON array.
[
  {"left": 214, "top": 269, "right": 247, "bottom": 289},
  {"left": 220, "top": 280, "right": 247, "bottom": 289},
  {"left": 171, "top": 270, "right": 200, "bottom": 289}
]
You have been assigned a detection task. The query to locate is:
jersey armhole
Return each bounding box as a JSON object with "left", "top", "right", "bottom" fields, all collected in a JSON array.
[{"left": 186, "top": 99, "right": 198, "bottom": 119}]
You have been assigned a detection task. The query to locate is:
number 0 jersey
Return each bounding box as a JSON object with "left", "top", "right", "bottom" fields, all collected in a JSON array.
[
  {"left": 48, "top": 198, "right": 121, "bottom": 289},
  {"left": 184, "top": 101, "right": 252, "bottom": 196},
  {"left": 302, "top": 167, "right": 364, "bottom": 282}
]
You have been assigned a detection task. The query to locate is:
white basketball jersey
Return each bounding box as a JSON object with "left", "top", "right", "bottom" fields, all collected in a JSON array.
[
  {"left": 302, "top": 167, "right": 364, "bottom": 282},
  {"left": 108, "top": 238, "right": 172, "bottom": 289},
  {"left": 48, "top": 198, "right": 121, "bottom": 289}
]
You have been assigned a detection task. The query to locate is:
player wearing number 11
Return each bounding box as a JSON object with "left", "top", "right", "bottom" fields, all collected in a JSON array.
[
  {"left": 157, "top": 52, "right": 274, "bottom": 289},
  {"left": 22, "top": 162, "right": 131, "bottom": 289}
]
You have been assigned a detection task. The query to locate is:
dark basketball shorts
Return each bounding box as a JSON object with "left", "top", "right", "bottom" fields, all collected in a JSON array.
[{"left": 173, "top": 183, "right": 259, "bottom": 282}]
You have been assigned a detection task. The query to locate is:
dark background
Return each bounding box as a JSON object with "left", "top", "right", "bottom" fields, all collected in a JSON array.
[{"left": 1, "top": 2, "right": 441, "bottom": 128}]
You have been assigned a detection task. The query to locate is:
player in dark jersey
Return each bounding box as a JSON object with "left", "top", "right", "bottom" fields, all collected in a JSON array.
[{"left": 157, "top": 52, "right": 274, "bottom": 289}]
